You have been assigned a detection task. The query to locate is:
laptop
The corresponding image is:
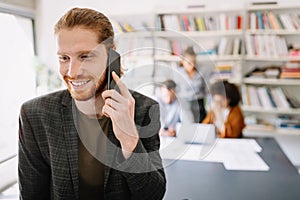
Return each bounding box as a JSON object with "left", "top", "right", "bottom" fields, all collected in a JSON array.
[{"left": 176, "top": 123, "right": 216, "bottom": 145}]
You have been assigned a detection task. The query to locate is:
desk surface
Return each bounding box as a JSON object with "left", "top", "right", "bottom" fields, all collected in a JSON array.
[{"left": 163, "top": 138, "right": 300, "bottom": 200}]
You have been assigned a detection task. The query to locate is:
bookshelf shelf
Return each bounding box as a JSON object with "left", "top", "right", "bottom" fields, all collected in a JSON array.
[
  {"left": 243, "top": 78, "right": 300, "bottom": 86},
  {"left": 154, "top": 8, "right": 243, "bottom": 15},
  {"left": 244, "top": 126, "right": 300, "bottom": 136},
  {"left": 153, "top": 30, "right": 243, "bottom": 38},
  {"left": 242, "top": 106, "right": 300, "bottom": 115},
  {"left": 115, "top": 31, "right": 153, "bottom": 38},
  {"left": 246, "top": 30, "right": 300, "bottom": 35},
  {"left": 198, "top": 55, "right": 242, "bottom": 61},
  {"left": 244, "top": 56, "right": 300, "bottom": 62},
  {"left": 155, "top": 55, "right": 242, "bottom": 62},
  {"left": 247, "top": 4, "right": 300, "bottom": 11}
]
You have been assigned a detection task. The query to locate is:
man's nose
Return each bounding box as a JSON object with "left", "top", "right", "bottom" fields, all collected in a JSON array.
[{"left": 67, "top": 59, "right": 82, "bottom": 78}]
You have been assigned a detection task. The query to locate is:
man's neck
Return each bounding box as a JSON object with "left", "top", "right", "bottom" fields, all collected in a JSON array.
[{"left": 75, "top": 95, "right": 105, "bottom": 119}]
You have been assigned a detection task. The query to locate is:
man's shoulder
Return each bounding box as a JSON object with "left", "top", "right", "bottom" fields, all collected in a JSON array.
[
  {"left": 22, "top": 89, "right": 70, "bottom": 110},
  {"left": 130, "top": 90, "right": 158, "bottom": 106}
]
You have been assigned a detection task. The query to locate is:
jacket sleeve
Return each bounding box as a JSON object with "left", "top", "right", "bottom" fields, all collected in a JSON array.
[
  {"left": 222, "top": 106, "right": 245, "bottom": 138},
  {"left": 115, "top": 102, "right": 166, "bottom": 200},
  {"left": 202, "top": 110, "right": 214, "bottom": 124},
  {"left": 18, "top": 104, "right": 50, "bottom": 200}
]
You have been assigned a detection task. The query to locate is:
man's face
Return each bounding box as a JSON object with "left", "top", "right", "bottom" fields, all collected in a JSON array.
[
  {"left": 56, "top": 27, "right": 108, "bottom": 101},
  {"left": 160, "top": 87, "right": 175, "bottom": 104}
]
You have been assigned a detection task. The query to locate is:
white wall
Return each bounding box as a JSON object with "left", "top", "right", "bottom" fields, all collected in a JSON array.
[{"left": 35, "top": 0, "right": 298, "bottom": 71}]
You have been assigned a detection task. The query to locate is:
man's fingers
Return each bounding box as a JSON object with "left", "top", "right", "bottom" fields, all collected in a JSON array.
[
  {"left": 102, "top": 104, "right": 114, "bottom": 119},
  {"left": 102, "top": 89, "right": 123, "bottom": 103},
  {"left": 105, "top": 98, "right": 123, "bottom": 111},
  {"left": 112, "top": 71, "right": 131, "bottom": 98}
]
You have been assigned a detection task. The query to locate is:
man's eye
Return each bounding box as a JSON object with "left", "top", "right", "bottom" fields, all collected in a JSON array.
[
  {"left": 59, "top": 56, "right": 69, "bottom": 63},
  {"left": 80, "top": 54, "right": 92, "bottom": 60}
]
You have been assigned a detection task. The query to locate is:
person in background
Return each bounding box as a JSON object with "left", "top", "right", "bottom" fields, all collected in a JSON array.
[
  {"left": 202, "top": 80, "right": 245, "bottom": 138},
  {"left": 176, "top": 46, "right": 207, "bottom": 123},
  {"left": 157, "top": 80, "right": 181, "bottom": 137},
  {"left": 18, "top": 7, "right": 166, "bottom": 200}
]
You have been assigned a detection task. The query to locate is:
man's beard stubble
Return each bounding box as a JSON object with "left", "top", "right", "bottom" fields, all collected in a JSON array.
[{"left": 64, "top": 69, "right": 108, "bottom": 101}]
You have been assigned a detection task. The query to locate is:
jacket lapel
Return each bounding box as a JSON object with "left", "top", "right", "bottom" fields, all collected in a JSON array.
[
  {"left": 104, "top": 125, "right": 119, "bottom": 188},
  {"left": 61, "top": 92, "right": 79, "bottom": 199}
]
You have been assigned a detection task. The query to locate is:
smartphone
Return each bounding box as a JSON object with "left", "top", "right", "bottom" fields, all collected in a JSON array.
[{"left": 107, "top": 48, "right": 121, "bottom": 91}]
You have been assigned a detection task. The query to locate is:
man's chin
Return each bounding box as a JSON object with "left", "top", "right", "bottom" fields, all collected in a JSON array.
[
  {"left": 69, "top": 88, "right": 104, "bottom": 101},
  {"left": 71, "top": 94, "right": 94, "bottom": 101}
]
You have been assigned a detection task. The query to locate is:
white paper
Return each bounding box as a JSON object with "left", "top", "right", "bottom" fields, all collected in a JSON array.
[{"left": 160, "top": 137, "right": 270, "bottom": 171}]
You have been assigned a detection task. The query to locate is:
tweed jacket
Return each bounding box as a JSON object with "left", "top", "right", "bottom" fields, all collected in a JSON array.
[{"left": 18, "top": 89, "right": 166, "bottom": 200}]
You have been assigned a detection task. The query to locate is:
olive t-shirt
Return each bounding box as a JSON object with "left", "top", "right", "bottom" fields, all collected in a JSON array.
[{"left": 77, "top": 111, "right": 110, "bottom": 200}]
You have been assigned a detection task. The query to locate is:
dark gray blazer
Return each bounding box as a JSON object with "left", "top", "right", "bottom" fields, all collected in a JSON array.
[{"left": 18, "top": 89, "right": 166, "bottom": 200}]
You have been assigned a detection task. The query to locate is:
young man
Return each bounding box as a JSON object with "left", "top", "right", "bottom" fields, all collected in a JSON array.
[
  {"left": 18, "top": 7, "right": 166, "bottom": 199},
  {"left": 157, "top": 80, "right": 181, "bottom": 137}
]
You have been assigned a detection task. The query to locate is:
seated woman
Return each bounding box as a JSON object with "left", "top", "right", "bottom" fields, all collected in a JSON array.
[{"left": 202, "top": 81, "right": 245, "bottom": 138}]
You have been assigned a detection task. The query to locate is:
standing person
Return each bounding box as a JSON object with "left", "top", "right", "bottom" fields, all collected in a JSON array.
[
  {"left": 18, "top": 7, "right": 166, "bottom": 200},
  {"left": 202, "top": 80, "right": 245, "bottom": 138},
  {"left": 176, "top": 46, "right": 207, "bottom": 123}
]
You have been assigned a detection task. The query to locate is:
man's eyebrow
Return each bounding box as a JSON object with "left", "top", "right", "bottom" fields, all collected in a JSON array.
[
  {"left": 57, "top": 50, "right": 98, "bottom": 55},
  {"left": 78, "top": 50, "right": 97, "bottom": 55}
]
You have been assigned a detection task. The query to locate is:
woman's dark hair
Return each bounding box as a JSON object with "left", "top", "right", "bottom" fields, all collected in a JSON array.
[{"left": 210, "top": 81, "right": 241, "bottom": 107}]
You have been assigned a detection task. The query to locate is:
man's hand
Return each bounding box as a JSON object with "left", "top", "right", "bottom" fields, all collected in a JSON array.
[{"left": 102, "top": 72, "right": 139, "bottom": 159}]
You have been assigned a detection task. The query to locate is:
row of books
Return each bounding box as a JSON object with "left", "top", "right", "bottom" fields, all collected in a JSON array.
[
  {"left": 156, "top": 14, "right": 243, "bottom": 32},
  {"left": 217, "top": 37, "right": 242, "bottom": 55},
  {"left": 210, "top": 62, "right": 234, "bottom": 81},
  {"left": 244, "top": 65, "right": 300, "bottom": 80},
  {"left": 245, "top": 66, "right": 281, "bottom": 79},
  {"left": 112, "top": 20, "right": 150, "bottom": 33},
  {"left": 281, "top": 61, "right": 300, "bottom": 79},
  {"left": 248, "top": 11, "right": 300, "bottom": 30},
  {"left": 158, "top": 38, "right": 242, "bottom": 57},
  {"left": 241, "top": 85, "right": 300, "bottom": 109},
  {"left": 245, "top": 115, "right": 300, "bottom": 131},
  {"left": 276, "top": 116, "right": 300, "bottom": 130},
  {"left": 245, "top": 34, "right": 288, "bottom": 57}
]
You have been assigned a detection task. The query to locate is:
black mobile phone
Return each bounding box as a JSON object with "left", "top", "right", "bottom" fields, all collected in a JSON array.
[{"left": 107, "top": 48, "right": 121, "bottom": 91}]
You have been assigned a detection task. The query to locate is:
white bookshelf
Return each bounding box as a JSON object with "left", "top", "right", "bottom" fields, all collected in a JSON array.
[
  {"left": 242, "top": 106, "right": 300, "bottom": 115},
  {"left": 244, "top": 126, "right": 300, "bottom": 136},
  {"left": 115, "top": 31, "right": 153, "bottom": 38},
  {"left": 153, "top": 30, "right": 243, "bottom": 38},
  {"left": 242, "top": 4, "right": 300, "bottom": 136},
  {"left": 112, "top": 4, "right": 300, "bottom": 135},
  {"left": 243, "top": 78, "right": 300, "bottom": 86},
  {"left": 245, "top": 56, "right": 300, "bottom": 62},
  {"left": 247, "top": 4, "right": 300, "bottom": 11},
  {"left": 246, "top": 30, "right": 300, "bottom": 35},
  {"left": 155, "top": 54, "right": 242, "bottom": 62}
]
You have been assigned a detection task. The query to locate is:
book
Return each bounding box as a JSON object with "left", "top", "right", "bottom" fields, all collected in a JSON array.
[
  {"left": 195, "top": 17, "right": 206, "bottom": 31},
  {"left": 257, "top": 87, "right": 274, "bottom": 108},
  {"left": 247, "top": 85, "right": 261, "bottom": 107},
  {"left": 270, "top": 87, "right": 290, "bottom": 109},
  {"left": 232, "top": 38, "right": 241, "bottom": 55},
  {"left": 257, "top": 11, "right": 264, "bottom": 29},
  {"left": 241, "top": 84, "right": 250, "bottom": 106},
  {"left": 268, "top": 12, "right": 280, "bottom": 30}
]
